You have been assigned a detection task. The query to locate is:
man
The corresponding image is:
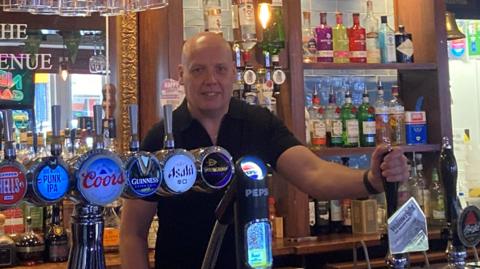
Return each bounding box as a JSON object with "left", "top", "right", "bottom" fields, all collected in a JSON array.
[{"left": 120, "top": 32, "right": 408, "bottom": 269}]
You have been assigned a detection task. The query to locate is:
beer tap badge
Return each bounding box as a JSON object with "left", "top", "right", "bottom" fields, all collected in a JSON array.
[
  {"left": 200, "top": 152, "right": 233, "bottom": 189},
  {"left": 0, "top": 164, "right": 27, "bottom": 205},
  {"left": 240, "top": 156, "right": 267, "bottom": 181},
  {"left": 163, "top": 154, "right": 196, "bottom": 194},
  {"left": 458, "top": 205, "right": 480, "bottom": 247},
  {"left": 125, "top": 154, "right": 162, "bottom": 197},
  {"left": 77, "top": 155, "right": 125, "bottom": 206},
  {"left": 35, "top": 158, "right": 69, "bottom": 201}
]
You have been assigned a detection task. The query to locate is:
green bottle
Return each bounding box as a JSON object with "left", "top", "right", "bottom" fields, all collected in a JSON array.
[
  {"left": 261, "top": 0, "right": 285, "bottom": 56},
  {"left": 325, "top": 89, "right": 343, "bottom": 147},
  {"left": 358, "top": 88, "right": 376, "bottom": 147},
  {"left": 429, "top": 168, "right": 446, "bottom": 227},
  {"left": 341, "top": 90, "right": 359, "bottom": 147},
  {"left": 333, "top": 12, "right": 349, "bottom": 63}
]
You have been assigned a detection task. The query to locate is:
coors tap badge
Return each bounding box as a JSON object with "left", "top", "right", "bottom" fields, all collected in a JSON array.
[
  {"left": 69, "top": 105, "right": 126, "bottom": 206},
  {"left": 0, "top": 110, "right": 27, "bottom": 208}
]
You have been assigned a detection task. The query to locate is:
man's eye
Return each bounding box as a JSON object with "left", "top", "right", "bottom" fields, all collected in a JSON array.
[
  {"left": 216, "top": 66, "right": 227, "bottom": 73},
  {"left": 191, "top": 67, "right": 204, "bottom": 74}
]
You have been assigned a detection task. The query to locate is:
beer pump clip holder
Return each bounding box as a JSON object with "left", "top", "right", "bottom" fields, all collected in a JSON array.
[
  {"left": 458, "top": 206, "right": 480, "bottom": 268},
  {"left": 202, "top": 155, "right": 273, "bottom": 269}
]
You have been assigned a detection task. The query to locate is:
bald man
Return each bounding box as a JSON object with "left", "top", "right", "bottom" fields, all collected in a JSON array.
[{"left": 120, "top": 32, "right": 408, "bottom": 269}]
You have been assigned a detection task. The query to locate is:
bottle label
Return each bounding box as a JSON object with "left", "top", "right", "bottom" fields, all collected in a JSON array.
[
  {"left": 0, "top": 164, "right": 27, "bottom": 205},
  {"left": 163, "top": 154, "right": 197, "bottom": 193},
  {"left": 48, "top": 239, "right": 69, "bottom": 260},
  {"left": 309, "top": 201, "right": 316, "bottom": 226},
  {"left": 16, "top": 245, "right": 45, "bottom": 253},
  {"left": 78, "top": 155, "right": 125, "bottom": 206},
  {"left": 334, "top": 50, "right": 349, "bottom": 59},
  {"left": 433, "top": 209, "right": 445, "bottom": 220},
  {"left": 332, "top": 120, "right": 343, "bottom": 137},
  {"left": 125, "top": 153, "right": 162, "bottom": 197},
  {"left": 311, "top": 120, "right": 326, "bottom": 145},
  {"left": 397, "top": 38, "right": 414, "bottom": 57},
  {"left": 317, "top": 50, "right": 334, "bottom": 57},
  {"left": 375, "top": 112, "right": 389, "bottom": 143},
  {"left": 346, "top": 119, "right": 359, "bottom": 143},
  {"left": 103, "top": 227, "right": 120, "bottom": 247},
  {"left": 200, "top": 152, "right": 233, "bottom": 189},
  {"left": 316, "top": 29, "right": 333, "bottom": 57},
  {"left": 317, "top": 201, "right": 329, "bottom": 222},
  {"left": 382, "top": 32, "right": 397, "bottom": 62},
  {"left": 231, "top": 4, "right": 239, "bottom": 29},
  {"left": 362, "top": 121, "right": 376, "bottom": 135},
  {"left": 350, "top": 50, "right": 367, "bottom": 58},
  {"left": 205, "top": 7, "right": 222, "bottom": 33},
  {"left": 330, "top": 200, "right": 342, "bottom": 221},
  {"left": 389, "top": 112, "right": 405, "bottom": 144},
  {"left": 366, "top": 37, "right": 380, "bottom": 63},
  {"left": 35, "top": 160, "right": 70, "bottom": 202},
  {"left": 239, "top": 3, "right": 255, "bottom": 26}
]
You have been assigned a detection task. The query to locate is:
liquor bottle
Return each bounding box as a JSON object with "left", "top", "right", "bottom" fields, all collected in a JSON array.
[
  {"left": 203, "top": 0, "right": 222, "bottom": 34},
  {"left": 62, "top": 128, "right": 73, "bottom": 159},
  {"left": 17, "top": 130, "right": 29, "bottom": 163},
  {"left": 395, "top": 25, "right": 414, "bottom": 63},
  {"left": 329, "top": 199, "right": 343, "bottom": 233},
  {"left": 430, "top": 167, "right": 446, "bottom": 227},
  {"left": 308, "top": 197, "right": 316, "bottom": 235},
  {"left": 308, "top": 89, "right": 326, "bottom": 148},
  {"left": 413, "top": 154, "right": 430, "bottom": 217},
  {"left": 341, "top": 199, "right": 352, "bottom": 233},
  {"left": 325, "top": 89, "right": 343, "bottom": 147},
  {"left": 231, "top": 0, "right": 241, "bottom": 41},
  {"left": 232, "top": 42, "right": 244, "bottom": 99},
  {"left": 378, "top": 16, "right": 396, "bottom": 63},
  {"left": 45, "top": 204, "right": 69, "bottom": 262},
  {"left": 374, "top": 80, "right": 390, "bottom": 145},
  {"left": 333, "top": 13, "right": 349, "bottom": 63},
  {"left": 363, "top": 0, "right": 380, "bottom": 63},
  {"left": 262, "top": 0, "right": 285, "bottom": 56},
  {"left": 315, "top": 12, "right": 333, "bottom": 62},
  {"left": 0, "top": 213, "right": 16, "bottom": 267},
  {"left": 302, "top": 11, "right": 317, "bottom": 63},
  {"left": 15, "top": 216, "right": 45, "bottom": 265},
  {"left": 103, "top": 203, "right": 121, "bottom": 252},
  {"left": 0, "top": 110, "right": 28, "bottom": 208},
  {"left": 315, "top": 200, "right": 330, "bottom": 235},
  {"left": 73, "top": 129, "right": 88, "bottom": 156},
  {"left": 358, "top": 88, "right": 376, "bottom": 147},
  {"left": 397, "top": 164, "right": 412, "bottom": 206},
  {"left": 348, "top": 13, "right": 367, "bottom": 63},
  {"left": 388, "top": 85, "right": 406, "bottom": 145},
  {"left": 238, "top": 0, "right": 257, "bottom": 51},
  {"left": 104, "top": 119, "right": 117, "bottom": 152},
  {"left": 341, "top": 90, "right": 359, "bottom": 147}
]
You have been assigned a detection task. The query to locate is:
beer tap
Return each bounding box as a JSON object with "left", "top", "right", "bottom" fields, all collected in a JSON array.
[
  {"left": 122, "top": 104, "right": 162, "bottom": 199},
  {"left": 67, "top": 104, "right": 126, "bottom": 269},
  {"left": 25, "top": 105, "right": 71, "bottom": 206},
  {"left": 191, "top": 146, "right": 234, "bottom": 192},
  {"left": 155, "top": 104, "right": 197, "bottom": 195},
  {"left": 0, "top": 109, "right": 28, "bottom": 208}
]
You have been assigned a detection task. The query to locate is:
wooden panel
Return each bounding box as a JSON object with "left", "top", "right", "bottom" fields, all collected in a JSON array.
[{"left": 168, "top": 0, "right": 184, "bottom": 79}]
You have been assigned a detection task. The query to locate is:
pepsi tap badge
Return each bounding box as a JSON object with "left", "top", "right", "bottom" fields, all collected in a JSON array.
[
  {"left": 235, "top": 156, "right": 272, "bottom": 269},
  {"left": 72, "top": 149, "right": 126, "bottom": 206},
  {"left": 28, "top": 157, "right": 70, "bottom": 205},
  {"left": 123, "top": 152, "right": 162, "bottom": 199}
]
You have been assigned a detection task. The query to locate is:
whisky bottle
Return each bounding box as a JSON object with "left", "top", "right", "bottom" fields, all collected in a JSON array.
[
  {"left": 0, "top": 213, "right": 16, "bottom": 267},
  {"left": 15, "top": 216, "right": 45, "bottom": 266},
  {"left": 45, "top": 204, "right": 69, "bottom": 262}
]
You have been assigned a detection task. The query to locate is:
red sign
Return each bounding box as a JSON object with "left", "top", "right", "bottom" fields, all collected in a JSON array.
[{"left": 0, "top": 165, "right": 27, "bottom": 205}]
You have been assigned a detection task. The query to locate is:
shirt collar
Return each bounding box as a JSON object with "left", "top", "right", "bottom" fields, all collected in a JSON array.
[{"left": 174, "top": 97, "right": 246, "bottom": 132}]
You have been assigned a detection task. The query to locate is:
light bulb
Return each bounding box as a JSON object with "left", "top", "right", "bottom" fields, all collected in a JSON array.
[
  {"left": 258, "top": 2, "right": 271, "bottom": 30},
  {"left": 59, "top": 62, "right": 69, "bottom": 81}
]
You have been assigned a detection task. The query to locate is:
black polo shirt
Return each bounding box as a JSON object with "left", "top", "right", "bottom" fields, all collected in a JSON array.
[{"left": 141, "top": 97, "right": 301, "bottom": 269}]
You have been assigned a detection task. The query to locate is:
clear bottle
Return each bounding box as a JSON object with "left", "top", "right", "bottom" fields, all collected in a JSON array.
[
  {"left": 302, "top": 11, "right": 317, "bottom": 63},
  {"left": 325, "top": 89, "right": 343, "bottom": 147},
  {"left": 395, "top": 25, "right": 414, "bottom": 63},
  {"left": 398, "top": 164, "right": 413, "bottom": 206},
  {"left": 388, "top": 85, "right": 406, "bottom": 145},
  {"left": 105, "top": 119, "right": 117, "bottom": 153},
  {"left": 374, "top": 80, "right": 390, "bottom": 145},
  {"left": 238, "top": 0, "right": 257, "bottom": 51},
  {"left": 203, "top": 0, "right": 222, "bottom": 34},
  {"left": 45, "top": 204, "right": 69, "bottom": 262},
  {"left": 315, "top": 12, "right": 333, "bottom": 62},
  {"left": 430, "top": 168, "right": 446, "bottom": 227},
  {"left": 379, "top": 16, "right": 397, "bottom": 63},
  {"left": 358, "top": 88, "right": 376, "bottom": 147},
  {"left": 36, "top": 133, "right": 48, "bottom": 158},
  {"left": 15, "top": 216, "right": 45, "bottom": 266},
  {"left": 363, "top": 0, "right": 380, "bottom": 63},
  {"left": 413, "top": 154, "right": 430, "bottom": 217},
  {"left": 308, "top": 197, "right": 316, "bottom": 235},
  {"left": 103, "top": 203, "right": 121, "bottom": 253},
  {"left": 333, "top": 12, "right": 349, "bottom": 63},
  {"left": 348, "top": 13, "right": 367, "bottom": 63},
  {"left": 340, "top": 90, "right": 359, "bottom": 147},
  {"left": 0, "top": 213, "right": 16, "bottom": 267},
  {"left": 62, "top": 128, "right": 73, "bottom": 159},
  {"left": 329, "top": 199, "right": 343, "bottom": 233}
]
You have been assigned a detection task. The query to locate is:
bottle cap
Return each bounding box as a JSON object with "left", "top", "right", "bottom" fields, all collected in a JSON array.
[{"left": 381, "top": 16, "right": 388, "bottom": 24}]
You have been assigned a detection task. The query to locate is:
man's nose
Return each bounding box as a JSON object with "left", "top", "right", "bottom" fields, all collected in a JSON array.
[{"left": 205, "top": 69, "right": 218, "bottom": 84}]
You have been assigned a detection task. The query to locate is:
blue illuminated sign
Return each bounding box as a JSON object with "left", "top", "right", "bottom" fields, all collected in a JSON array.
[
  {"left": 240, "top": 156, "right": 267, "bottom": 181},
  {"left": 245, "top": 220, "right": 272, "bottom": 268},
  {"left": 36, "top": 164, "right": 69, "bottom": 201}
]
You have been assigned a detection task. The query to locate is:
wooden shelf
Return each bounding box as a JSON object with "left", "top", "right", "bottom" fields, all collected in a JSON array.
[
  {"left": 311, "top": 144, "right": 441, "bottom": 158},
  {"left": 303, "top": 62, "right": 438, "bottom": 70}
]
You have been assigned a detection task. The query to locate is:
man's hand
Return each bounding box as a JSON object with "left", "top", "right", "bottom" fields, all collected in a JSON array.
[{"left": 369, "top": 145, "right": 409, "bottom": 192}]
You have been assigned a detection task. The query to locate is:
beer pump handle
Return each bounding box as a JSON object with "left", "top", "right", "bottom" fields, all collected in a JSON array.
[
  {"left": 163, "top": 104, "right": 174, "bottom": 149},
  {"left": 2, "top": 110, "right": 13, "bottom": 143},
  {"left": 93, "top": 105, "right": 104, "bottom": 149},
  {"left": 51, "top": 105, "right": 62, "bottom": 156},
  {"left": 382, "top": 140, "right": 398, "bottom": 218},
  {"left": 128, "top": 104, "right": 140, "bottom": 151}
]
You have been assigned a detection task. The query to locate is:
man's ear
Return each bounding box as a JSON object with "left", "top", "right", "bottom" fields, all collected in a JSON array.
[{"left": 178, "top": 65, "right": 184, "bottom": 85}]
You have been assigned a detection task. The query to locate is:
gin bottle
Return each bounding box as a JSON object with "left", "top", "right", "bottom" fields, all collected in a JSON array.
[
  {"left": 379, "top": 16, "right": 397, "bottom": 63},
  {"left": 315, "top": 12, "right": 333, "bottom": 62},
  {"left": 388, "top": 85, "right": 405, "bottom": 145},
  {"left": 348, "top": 13, "right": 367, "bottom": 63},
  {"left": 363, "top": 0, "right": 380, "bottom": 63},
  {"left": 358, "top": 88, "right": 376, "bottom": 147},
  {"left": 395, "top": 25, "right": 414, "bottom": 63},
  {"left": 333, "top": 13, "right": 349, "bottom": 63},
  {"left": 341, "top": 90, "right": 359, "bottom": 147},
  {"left": 302, "top": 11, "right": 317, "bottom": 63}
]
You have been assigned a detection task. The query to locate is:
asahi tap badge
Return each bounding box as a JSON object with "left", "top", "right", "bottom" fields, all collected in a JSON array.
[
  {"left": 155, "top": 104, "right": 196, "bottom": 195},
  {"left": 191, "top": 146, "right": 234, "bottom": 192},
  {"left": 0, "top": 110, "right": 27, "bottom": 207},
  {"left": 123, "top": 104, "right": 162, "bottom": 199},
  {"left": 27, "top": 105, "right": 70, "bottom": 205},
  {"left": 70, "top": 105, "right": 126, "bottom": 206}
]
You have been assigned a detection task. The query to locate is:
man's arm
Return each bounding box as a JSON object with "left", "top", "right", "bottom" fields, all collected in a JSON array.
[
  {"left": 276, "top": 145, "right": 408, "bottom": 200},
  {"left": 120, "top": 199, "right": 158, "bottom": 269}
]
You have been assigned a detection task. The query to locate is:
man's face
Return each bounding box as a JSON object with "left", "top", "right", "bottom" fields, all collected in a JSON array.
[{"left": 180, "top": 41, "right": 235, "bottom": 116}]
